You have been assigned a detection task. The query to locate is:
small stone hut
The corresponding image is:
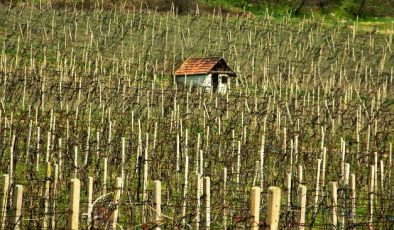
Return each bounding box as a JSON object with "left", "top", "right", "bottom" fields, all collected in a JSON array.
[{"left": 175, "top": 57, "right": 236, "bottom": 93}]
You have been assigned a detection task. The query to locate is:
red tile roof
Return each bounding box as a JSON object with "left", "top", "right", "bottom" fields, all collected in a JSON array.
[{"left": 175, "top": 57, "right": 226, "bottom": 76}]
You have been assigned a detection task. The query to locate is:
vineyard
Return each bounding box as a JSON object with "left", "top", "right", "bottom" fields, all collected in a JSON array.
[{"left": 0, "top": 2, "right": 393, "bottom": 229}]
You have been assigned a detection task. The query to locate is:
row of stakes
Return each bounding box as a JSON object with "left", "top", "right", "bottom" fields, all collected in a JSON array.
[{"left": 0, "top": 173, "right": 344, "bottom": 230}]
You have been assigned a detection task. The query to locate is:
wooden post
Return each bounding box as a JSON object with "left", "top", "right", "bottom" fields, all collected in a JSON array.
[
  {"left": 374, "top": 152, "right": 378, "bottom": 193},
  {"left": 195, "top": 174, "right": 202, "bottom": 229},
  {"left": 43, "top": 162, "right": 51, "bottom": 229},
  {"left": 298, "top": 185, "right": 307, "bottom": 230},
  {"left": 253, "top": 161, "right": 259, "bottom": 186},
  {"left": 9, "top": 135, "right": 15, "bottom": 189},
  {"left": 330, "top": 182, "right": 338, "bottom": 229},
  {"left": 341, "top": 139, "right": 346, "bottom": 184},
  {"left": 74, "top": 146, "right": 78, "bottom": 178},
  {"left": 350, "top": 174, "right": 356, "bottom": 223},
  {"left": 369, "top": 165, "right": 374, "bottom": 225},
  {"left": 154, "top": 180, "right": 161, "bottom": 229},
  {"left": 182, "top": 155, "right": 188, "bottom": 226},
  {"left": 380, "top": 160, "right": 384, "bottom": 191},
  {"left": 121, "top": 137, "right": 126, "bottom": 187},
  {"left": 223, "top": 167, "right": 228, "bottom": 229},
  {"left": 260, "top": 135, "right": 265, "bottom": 188},
  {"left": 298, "top": 165, "right": 303, "bottom": 184},
  {"left": 389, "top": 142, "right": 392, "bottom": 180},
  {"left": 103, "top": 158, "right": 107, "bottom": 195},
  {"left": 321, "top": 147, "right": 327, "bottom": 187},
  {"left": 110, "top": 177, "right": 122, "bottom": 230},
  {"left": 236, "top": 141, "right": 241, "bottom": 185},
  {"left": 87, "top": 177, "right": 93, "bottom": 227},
  {"left": 265, "top": 186, "right": 281, "bottom": 230},
  {"left": 344, "top": 163, "right": 350, "bottom": 186},
  {"left": 250, "top": 187, "right": 261, "bottom": 230},
  {"left": 68, "top": 179, "right": 80, "bottom": 230},
  {"left": 286, "top": 173, "right": 292, "bottom": 211},
  {"left": 313, "top": 159, "right": 322, "bottom": 215},
  {"left": 204, "top": 177, "right": 211, "bottom": 229},
  {"left": 0, "top": 174, "right": 10, "bottom": 230},
  {"left": 13, "top": 185, "right": 23, "bottom": 230},
  {"left": 141, "top": 133, "right": 149, "bottom": 225},
  {"left": 52, "top": 164, "right": 59, "bottom": 230}
]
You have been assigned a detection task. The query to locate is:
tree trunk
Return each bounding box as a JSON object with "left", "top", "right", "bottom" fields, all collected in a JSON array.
[{"left": 294, "top": 0, "right": 307, "bottom": 15}]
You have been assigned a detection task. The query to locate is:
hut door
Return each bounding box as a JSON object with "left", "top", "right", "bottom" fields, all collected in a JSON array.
[{"left": 212, "top": 73, "right": 218, "bottom": 92}]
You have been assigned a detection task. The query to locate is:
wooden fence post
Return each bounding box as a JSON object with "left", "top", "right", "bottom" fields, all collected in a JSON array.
[
  {"left": 204, "top": 177, "right": 211, "bottom": 229},
  {"left": 154, "top": 180, "right": 161, "bottom": 229},
  {"left": 13, "top": 185, "right": 23, "bottom": 230},
  {"left": 87, "top": 176, "right": 93, "bottom": 227},
  {"left": 374, "top": 153, "right": 378, "bottom": 193},
  {"left": 68, "top": 179, "right": 81, "bottom": 230},
  {"left": 313, "top": 159, "right": 322, "bottom": 215},
  {"left": 369, "top": 165, "right": 374, "bottom": 226},
  {"left": 286, "top": 173, "right": 292, "bottom": 211},
  {"left": 110, "top": 177, "right": 122, "bottom": 230},
  {"left": 103, "top": 158, "right": 107, "bottom": 195},
  {"left": 43, "top": 162, "right": 51, "bottom": 229},
  {"left": 74, "top": 146, "right": 78, "bottom": 178},
  {"left": 298, "top": 165, "right": 303, "bottom": 184},
  {"left": 195, "top": 174, "right": 202, "bottom": 229},
  {"left": 250, "top": 186, "right": 261, "bottom": 230},
  {"left": 223, "top": 167, "right": 228, "bottom": 229},
  {"left": 350, "top": 174, "right": 356, "bottom": 223},
  {"left": 344, "top": 163, "right": 350, "bottom": 186},
  {"left": 321, "top": 147, "right": 327, "bottom": 187},
  {"left": 182, "top": 155, "right": 189, "bottom": 227},
  {"left": 330, "top": 182, "right": 338, "bottom": 229},
  {"left": 0, "top": 174, "right": 9, "bottom": 230},
  {"left": 389, "top": 142, "right": 392, "bottom": 180},
  {"left": 298, "top": 185, "right": 307, "bottom": 230},
  {"left": 380, "top": 160, "right": 384, "bottom": 191},
  {"left": 265, "top": 186, "right": 281, "bottom": 230},
  {"left": 52, "top": 164, "right": 59, "bottom": 230}
]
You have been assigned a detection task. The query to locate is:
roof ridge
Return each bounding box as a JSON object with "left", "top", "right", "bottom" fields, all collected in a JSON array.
[{"left": 175, "top": 57, "right": 233, "bottom": 76}]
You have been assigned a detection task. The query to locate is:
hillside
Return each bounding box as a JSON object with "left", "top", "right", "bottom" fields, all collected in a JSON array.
[
  {"left": 1, "top": 0, "right": 394, "bottom": 18},
  {"left": 0, "top": 2, "right": 393, "bottom": 229},
  {"left": 206, "top": 0, "right": 394, "bottom": 18}
]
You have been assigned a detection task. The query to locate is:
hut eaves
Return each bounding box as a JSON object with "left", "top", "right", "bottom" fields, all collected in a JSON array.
[{"left": 175, "top": 57, "right": 228, "bottom": 76}]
